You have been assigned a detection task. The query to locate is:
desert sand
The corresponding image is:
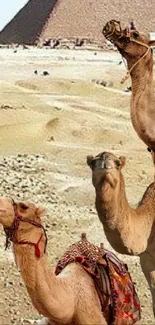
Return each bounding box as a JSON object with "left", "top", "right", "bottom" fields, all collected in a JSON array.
[{"left": 0, "top": 46, "right": 154, "bottom": 324}]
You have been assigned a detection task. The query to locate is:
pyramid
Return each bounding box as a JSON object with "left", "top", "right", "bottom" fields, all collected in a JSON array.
[
  {"left": 0, "top": 0, "right": 154, "bottom": 45},
  {"left": 0, "top": 0, "right": 58, "bottom": 44}
]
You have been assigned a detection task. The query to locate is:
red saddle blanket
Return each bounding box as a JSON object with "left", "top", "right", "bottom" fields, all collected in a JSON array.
[{"left": 55, "top": 233, "right": 141, "bottom": 325}]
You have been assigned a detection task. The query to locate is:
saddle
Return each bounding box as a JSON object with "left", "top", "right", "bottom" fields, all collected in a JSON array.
[{"left": 55, "top": 233, "right": 141, "bottom": 325}]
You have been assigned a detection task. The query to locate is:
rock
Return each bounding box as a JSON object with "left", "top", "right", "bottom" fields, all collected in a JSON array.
[{"left": 42, "top": 71, "right": 49, "bottom": 76}]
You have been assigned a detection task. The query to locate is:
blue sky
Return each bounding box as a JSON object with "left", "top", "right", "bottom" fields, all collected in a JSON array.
[{"left": 0, "top": 0, "right": 28, "bottom": 31}]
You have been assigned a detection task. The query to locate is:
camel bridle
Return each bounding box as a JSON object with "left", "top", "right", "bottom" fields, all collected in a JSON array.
[
  {"left": 120, "top": 38, "right": 151, "bottom": 84},
  {"left": 103, "top": 20, "right": 151, "bottom": 84},
  {"left": 102, "top": 20, "right": 124, "bottom": 42},
  {"left": 4, "top": 200, "right": 47, "bottom": 258}
]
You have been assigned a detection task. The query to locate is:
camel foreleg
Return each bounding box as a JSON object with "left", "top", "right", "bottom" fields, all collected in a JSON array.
[{"left": 140, "top": 252, "right": 155, "bottom": 317}]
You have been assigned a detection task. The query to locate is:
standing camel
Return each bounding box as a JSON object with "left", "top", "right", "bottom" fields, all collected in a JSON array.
[
  {"left": 103, "top": 20, "right": 155, "bottom": 165},
  {"left": 87, "top": 151, "right": 155, "bottom": 316},
  {"left": 0, "top": 198, "right": 140, "bottom": 325}
]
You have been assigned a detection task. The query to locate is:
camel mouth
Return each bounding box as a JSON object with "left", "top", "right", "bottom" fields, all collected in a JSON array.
[
  {"left": 87, "top": 152, "right": 124, "bottom": 172},
  {"left": 95, "top": 159, "right": 113, "bottom": 171},
  {"left": 89, "top": 155, "right": 114, "bottom": 172}
]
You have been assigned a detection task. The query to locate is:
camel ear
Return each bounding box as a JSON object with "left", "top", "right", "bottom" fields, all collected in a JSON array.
[
  {"left": 119, "top": 156, "right": 126, "bottom": 168},
  {"left": 149, "top": 40, "right": 155, "bottom": 47},
  {"left": 87, "top": 155, "right": 94, "bottom": 169},
  {"left": 18, "top": 202, "right": 29, "bottom": 211},
  {"left": 36, "top": 207, "right": 46, "bottom": 218}
]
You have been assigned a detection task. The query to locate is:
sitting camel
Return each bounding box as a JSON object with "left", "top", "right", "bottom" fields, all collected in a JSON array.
[
  {"left": 102, "top": 20, "right": 155, "bottom": 166},
  {"left": 0, "top": 198, "right": 140, "bottom": 325},
  {"left": 87, "top": 151, "right": 155, "bottom": 316},
  {"left": 0, "top": 198, "right": 107, "bottom": 325}
]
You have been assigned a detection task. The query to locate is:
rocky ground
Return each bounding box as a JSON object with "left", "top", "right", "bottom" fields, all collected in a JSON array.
[{"left": 0, "top": 47, "right": 154, "bottom": 324}]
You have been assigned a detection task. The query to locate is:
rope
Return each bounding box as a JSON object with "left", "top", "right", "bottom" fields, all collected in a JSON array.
[
  {"left": 4, "top": 201, "right": 48, "bottom": 257},
  {"left": 120, "top": 38, "right": 150, "bottom": 84},
  {"left": 103, "top": 20, "right": 151, "bottom": 84}
]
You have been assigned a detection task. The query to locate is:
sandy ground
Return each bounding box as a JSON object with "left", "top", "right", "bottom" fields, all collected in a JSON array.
[{"left": 0, "top": 46, "right": 154, "bottom": 324}]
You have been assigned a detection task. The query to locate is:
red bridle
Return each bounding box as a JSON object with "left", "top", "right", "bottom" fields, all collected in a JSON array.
[{"left": 4, "top": 200, "right": 47, "bottom": 258}]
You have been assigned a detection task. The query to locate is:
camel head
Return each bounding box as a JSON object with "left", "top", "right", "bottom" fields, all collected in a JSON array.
[
  {"left": 87, "top": 151, "right": 126, "bottom": 188},
  {"left": 102, "top": 20, "right": 155, "bottom": 64},
  {"left": 0, "top": 198, "right": 45, "bottom": 229}
]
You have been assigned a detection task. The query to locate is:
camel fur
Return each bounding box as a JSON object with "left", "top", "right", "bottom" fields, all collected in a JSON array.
[
  {"left": 0, "top": 198, "right": 110, "bottom": 325},
  {"left": 103, "top": 20, "right": 155, "bottom": 166},
  {"left": 87, "top": 151, "right": 155, "bottom": 315}
]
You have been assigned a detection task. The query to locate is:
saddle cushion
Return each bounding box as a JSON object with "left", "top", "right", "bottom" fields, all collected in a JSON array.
[{"left": 55, "top": 234, "right": 141, "bottom": 325}]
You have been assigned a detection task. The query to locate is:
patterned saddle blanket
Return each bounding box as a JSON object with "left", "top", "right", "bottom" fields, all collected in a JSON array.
[{"left": 55, "top": 233, "right": 141, "bottom": 325}]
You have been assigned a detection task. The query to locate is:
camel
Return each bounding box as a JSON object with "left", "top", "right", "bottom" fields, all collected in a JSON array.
[
  {"left": 0, "top": 198, "right": 141, "bottom": 325},
  {"left": 87, "top": 151, "right": 155, "bottom": 316},
  {"left": 102, "top": 20, "right": 155, "bottom": 165},
  {"left": 0, "top": 198, "right": 110, "bottom": 325}
]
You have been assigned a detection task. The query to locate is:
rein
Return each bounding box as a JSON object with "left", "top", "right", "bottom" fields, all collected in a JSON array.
[{"left": 4, "top": 201, "right": 47, "bottom": 258}]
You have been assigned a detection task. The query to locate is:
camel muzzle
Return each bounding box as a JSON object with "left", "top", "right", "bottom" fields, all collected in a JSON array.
[
  {"left": 4, "top": 200, "right": 48, "bottom": 258},
  {"left": 102, "top": 20, "right": 129, "bottom": 44},
  {"left": 92, "top": 155, "right": 113, "bottom": 171}
]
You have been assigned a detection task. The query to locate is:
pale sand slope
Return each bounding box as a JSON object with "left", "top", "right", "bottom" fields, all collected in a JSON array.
[{"left": 0, "top": 47, "right": 154, "bottom": 324}]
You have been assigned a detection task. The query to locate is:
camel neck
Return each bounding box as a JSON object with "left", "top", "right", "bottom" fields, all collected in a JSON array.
[
  {"left": 95, "top": 175, "right": 129, "bottom": 225},
  {"left": 13, "top": 232, "right": 70, "bottom": 320},
  {"left": 128, "top": 54, "right": 155, "bottom": 149},
  {"left": 95, "top": 175, "right": 155, "bottom": 255},
  {"left": 130, "top": 55, "right": 153, "bottom": 95}
]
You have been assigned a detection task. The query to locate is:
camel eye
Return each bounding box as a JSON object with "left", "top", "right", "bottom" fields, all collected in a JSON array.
[
  {"left": 19, "top": 203, "right": 29, "bottom": 210},
  {"left": 132, "top": 31, "right": 139, "bottom": 39},
  {"left": 115, "top": 160, "right": 121, "bottom": 168}
]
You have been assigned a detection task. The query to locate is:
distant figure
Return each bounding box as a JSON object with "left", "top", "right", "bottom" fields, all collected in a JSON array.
[
  {"left": 75, "top": 38, "right": 84, "bottom": 47},
  {"left": 43, "top": 39, "right": 51, "bottom": 46},
  {"left": 34, "top": 70, "right": 38, "bottom": 75}
]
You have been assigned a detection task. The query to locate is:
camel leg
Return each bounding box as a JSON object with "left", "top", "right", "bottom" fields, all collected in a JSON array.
[
  {"left": 152, "top": 152, "right": 155, "bottom": 180},
  {"left": 149, "top": 150, "right": 155, "bottom": 178},
  {"left": 147, "top": 149, "right": 155, "bottom": 177},
  {"left": 140, "top": 252, "right": 155, "bottom": 317},
  {"left": 152, "top": 151, "right": 155, "bottom": 164}
]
